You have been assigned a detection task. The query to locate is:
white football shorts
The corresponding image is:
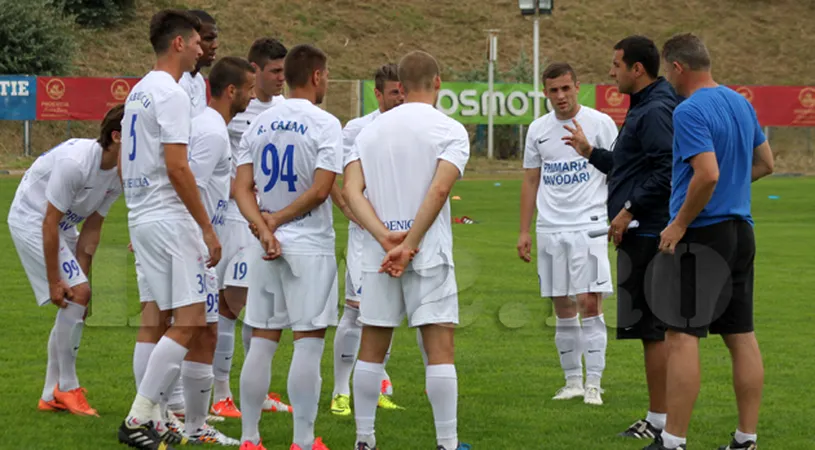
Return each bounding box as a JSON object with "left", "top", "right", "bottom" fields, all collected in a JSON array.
[
  {"left": 243, "top": 244, "right": 339, "bottom": 331},
  {"left": 359, "top": 263, "right": 459, "bottom": 328},
  {"left": 343, "top": 225, "right": 365, "bottom": 302},
  {"left": 129, "top": 220, "right": 208, "bottom": 312},
  {"left": 136, "top": 257, "right": 218, "bottom": 323},
  {"left": 536, "top": 230, "right": 613, "bottom": 298},
  {"left": 215, "top": 218, "right": 253, "bottom": 290},
  {"left": 10, "top": 225, "right": 87, "bottom": 306}
]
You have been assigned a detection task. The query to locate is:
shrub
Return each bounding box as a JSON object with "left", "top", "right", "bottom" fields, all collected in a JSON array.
[
  {"left": 0, "top": 0, "right": 76, "bottom": 75},
  {"left": 59, "top": 0, "right": 135, "bottom": 28}
]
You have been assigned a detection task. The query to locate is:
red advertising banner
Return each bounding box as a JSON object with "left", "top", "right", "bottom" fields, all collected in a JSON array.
[
  {"left": 730, "top": 85, "right": 815, "bottom": 127},
  {"left": 595, "top": 84, "right": 630, "bottom": 125},
  {"left": 36, "top": 77, "right": 139, "bottom": 121}
]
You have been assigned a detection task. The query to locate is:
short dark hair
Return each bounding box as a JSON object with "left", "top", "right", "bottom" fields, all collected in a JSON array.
[
  {"left": 98, "top": 104, "right": 124, "bottom": 149},
  {"left": 188, "top": 9, "right": 216, "bottom": 25},
  {"left": 248, "top": 38, "right": 288, "bottom": 68},
  {"left": 284, "top": 44, "right": 327, "bottom": 88},
  {"left": 662, "top": 33, "right": 712, "bottom": 71},
  {"left": 209, "top": 57, "right": 255, "bottom": 97},
  {"left": 374, "top": 64, "right": 399, "bottom": 93},
  {"left": 398, "top": 51, "right": 440, "bottom": 93},
  {"left": 541, "top": 62, "right": 577, "bottom": 85},
  {"left": 149, "top": 9, "right": 201, "bottom": 54},
  {"left": 613, "top": 35, "right": 660, "bottom": 78}
]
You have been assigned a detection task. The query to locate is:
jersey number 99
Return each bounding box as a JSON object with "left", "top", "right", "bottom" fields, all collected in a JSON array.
[{"left": 261, "top": 143, "right": 298, "bottom": 193}]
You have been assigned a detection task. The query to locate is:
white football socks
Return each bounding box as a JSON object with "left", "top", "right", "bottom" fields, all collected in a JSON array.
[
  {"left": 333, "top": 305, "right": 361, "bottom": 397},
  {"left": 353, "top": 360, "right": 383, "bottom": 447},
  {"left": 182, "top": 361, "right": 214, "bottom": 433},
  {"left": 646, "top": 411, "right": 667, "bottom": 430},
  {"left": 289, "top": 338, "right": 325, "bottom": 450},
  {"left": 581, "top": 314, "right": 607, "bottom": 387},
  {"left": 735, "top": 429, "right": 757, "bottom": 444},
  {"left": 213, "top": 316, "right": 236, "bottom": 401},
  {"left": 133, "top": 342, "right": 156, "bottom": 390},
  {"left": 426, "top": 364, "right": 458, "bottom": 450},
  {"left": 128, "top": 336, "right": 188, "bottom": 423},
  {"left": 241, "top": 323, "right": 254, "bottom": 354},
  {"left": 239, "top": 337, "right": 277, "bottom": 445},
  {"left": 42, "top": 327, "right": 59, "bottom": 401},
  {"left": 661, "top": 431, "right": 687, "bottom": 449},
  {"left": 54, "top": 300, "right": 86, "bottom": 392},
  {"left": 555, "top": 316, "right": 583, "bottom": 381}
]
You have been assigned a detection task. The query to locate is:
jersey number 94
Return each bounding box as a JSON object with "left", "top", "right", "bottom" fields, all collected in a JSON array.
[{"left": 261, "top": 143, "right": 297, "bottom": 193}]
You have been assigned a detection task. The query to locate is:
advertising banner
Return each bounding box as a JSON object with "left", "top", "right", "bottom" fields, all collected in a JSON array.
[
  {"left": 36, "top": 77, "right": 139, "bottom": 121},
  {"left": 362, "top": 80, "right": 596, "bottom": 125},
  {"left": 730, "top": 85, "right": 815, "bottom": 127},
  {"left": 0, "top": 75, "right": 37, "bottom": 120}
]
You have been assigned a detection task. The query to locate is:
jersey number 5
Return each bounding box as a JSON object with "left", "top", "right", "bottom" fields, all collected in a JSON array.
[
  {"left": 128, "top": 114, "right": 138, "bottom": 161},
  {"left": 261, "top": 143, "right": 297, "bottom": 193}
]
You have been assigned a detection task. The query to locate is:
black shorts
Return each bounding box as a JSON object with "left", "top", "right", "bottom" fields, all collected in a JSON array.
[
  {"left": 649, "top": 219, "right": 755, "bottom": 338},
  {"left": 616, "top": 234, "right": 666, "bottom": 341}
]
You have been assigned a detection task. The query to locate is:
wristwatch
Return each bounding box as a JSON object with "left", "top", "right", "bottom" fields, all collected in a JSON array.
[{"left": 624, "top": 200, "right": 633, "bottom": 213}]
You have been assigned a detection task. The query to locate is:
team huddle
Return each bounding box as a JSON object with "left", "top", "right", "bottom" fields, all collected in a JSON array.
[{"left": 7, "top": 6, "right": 774, "bottom": 450}]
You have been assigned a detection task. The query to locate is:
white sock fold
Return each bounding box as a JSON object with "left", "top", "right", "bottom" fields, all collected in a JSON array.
[
  {"left": 661, "top": 431, "right": 687, "bottom": 449},
  {"left": 646, "top": 411, "right": 667, "bottom": 430},
  {"left": 353, "top": 360, "right": 383, "bottom": 445},
  {"left": 289, "top": 338, "right": 325, "bottom": 450},
  {"left": 241, "top": 323, "right": 254, "bottom": 354},
  {"left": 735, "top": 429, "right": 757, "bottom": 444},
  {"left": 555, "top": 315, "right": 583, "bottom": 381},
  {"left": 42, "top": 327, "right": 59, "bottom": 401},
  {"left": 133, "top": 342, "right": 157, "bottom": 390},
  {"left": 55, "top": 300, "right": 86, "bottom": 392},
  {"left": 213, "top": 316, "right": 236, "bottom": 401},
  {"left": 239, "top": 337, "right": 277, "bottom": 445},
  {"left": 333, "top": 305, "right": 361, "bottom": 397},
  {"left": 182, "top": 361, "right": 214, "bottom": 433},
  {"left": 581, "top": 314, "right": 607, "bottom": 386},
  {"left": 426, "top": 364, "right": 458, "bottom": 450}
]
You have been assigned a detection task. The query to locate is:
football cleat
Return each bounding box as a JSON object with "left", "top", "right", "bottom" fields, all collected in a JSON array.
[
  {"left": 290, "top": 437, "right": 329, "bottom": 450},
  {"left": 53, "top": 385, "right": 99, "bottom": 416},
  {"left": 380, "top": 379, "right": 393, "bottom": 396},
  {"left": 211, "top": 397, "right": 242, "bottom": 418},
  {"left": 552, "top": 380, "right": 585, "bottom": 400},
  {"left": 118, "top": 418, "right": 175, "bottom": 450},
  {"left": 718, "top": 434, "right": 757, "bottom": 450},
  {"left": 377, "top": 394, "right": 404, "bottom": 410},
  {"left": 239, "top": 440, "right": 266, "bottom": 450},
  {"left": 583, "top": 385, "right": 604, "bottom": 405},
  {"left": 185, "top": 424, "right": 240, "bottom": 446},
  {"left": 437, "top": 444, "right": 472, "bottom": 450},
  {"left": 642, "top": 434, "right": 685, "bottom": 450},
  {"left": 38, "top": 397, "right": 67, "bottom": 412},
  {"left": 619, "top": 419, "right": 662, "bottom": 439},
  {"left": 262, "top": 392, "right": 292, "bottom": 413},
  {"left": 355, "top": 443, "right": 376, "bottom": 450},
  {"left": 330, "top": 394, "right": 351, "bottom": 416}
]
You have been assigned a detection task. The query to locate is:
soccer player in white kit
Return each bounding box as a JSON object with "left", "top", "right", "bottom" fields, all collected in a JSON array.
[
  {"left": 178, "top": 10, "right": 218, "bottom": 117},
  {"left": 233, "top": 44, "right": 340, "bottom": 450},
  {"left": 117, "top": 10, "right": 222, "bottom": 450},
  {"left": 210, "top": 37, "right": 292, "bottom": 419},
  {"left": 8, "top": 104, "right": 124, "bottom": 418},
  {"left": 330, "top": 63, "right": 405, "bottom": 417},
  {"left": 517, "top": 62, "right": 619, "bottom": 406},
  {"left": 343, "top": 50, "right": 471, "bottom": 450}
]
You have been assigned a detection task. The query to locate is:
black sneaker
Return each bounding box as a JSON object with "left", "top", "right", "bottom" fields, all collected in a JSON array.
[
  {"left": 356, "top": 443, "right": 376, "bottom": 450},
  {"left": 642, "top": 434, "right": 686, "bottom": 450},
  {"left": 620, "top": 419, "right": 662, "bottom": 439},
  {"left": 118, "top": 419, "right": 175, "bottom": 450},
  {"left": 719, "top": 435, "right": 757, "bottom": 450},
  {"left": 437, "top": 444, "right": 472, "bottom": 450}
]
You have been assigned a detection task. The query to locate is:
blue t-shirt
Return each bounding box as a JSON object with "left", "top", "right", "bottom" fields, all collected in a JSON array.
[{"left": 669, "top": 86, "right": 766, "bottom": 228}]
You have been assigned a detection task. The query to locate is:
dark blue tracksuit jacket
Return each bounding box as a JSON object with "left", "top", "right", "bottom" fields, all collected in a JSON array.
[{"left": 588, "top": 77, "right": 679, "bottom": 236}]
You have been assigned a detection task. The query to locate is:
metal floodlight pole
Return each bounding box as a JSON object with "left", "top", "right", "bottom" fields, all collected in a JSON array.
[
  {"left": 485, "top": 29, "right": 500, "bottom": 159},
  {"left": 520, "top": 1, "right": 553, "bottom": 119}
]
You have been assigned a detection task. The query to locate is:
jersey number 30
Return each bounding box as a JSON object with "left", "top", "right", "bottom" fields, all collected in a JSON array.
[
  {"left": 128, "top": 114, "right": 138, "bottom": 161},
  {"left": 261, "top": 143, "right": 297, "bottom": 193}
]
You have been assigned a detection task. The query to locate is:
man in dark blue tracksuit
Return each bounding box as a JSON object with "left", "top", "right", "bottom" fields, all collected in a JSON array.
[{"left": 563, "top": 35, "right": 680, "bottom": 439}]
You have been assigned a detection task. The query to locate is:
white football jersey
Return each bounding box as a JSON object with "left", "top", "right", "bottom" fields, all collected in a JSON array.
[
  {"left": 523, "top": 105, "right": 619, "bottom": 233},
  {"left": 225, "top": 95, "right": 285, "bottom": 222},
  {"left": 236, "top": 98, "right": 343, "bottom": 256},
  {"left": 8, "top": 138, "right": 121, "bottom": 233},
  {"left": 188, "top": 107, "right": 231, "bottom": 238},
  {"left": 179, "top": 72, "right": 208, "bottom": 118},
  {"left": 121, "top": 70, "right": 192, "bottom": 226},
  {"left": 341, "top": 109, "right": 381, "bottom": 233},
  {"left": 346, "top": 102, "right": 470, "bottom": 271}
]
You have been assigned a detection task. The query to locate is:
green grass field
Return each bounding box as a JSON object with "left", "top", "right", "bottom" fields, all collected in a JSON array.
[{"left": 1, "top": 175, "right": 814, "bottom": 449}]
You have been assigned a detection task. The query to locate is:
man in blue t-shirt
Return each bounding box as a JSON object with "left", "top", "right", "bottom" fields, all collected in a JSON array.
[{"left": 643, "top": 33, "right": 775, "bottom": 450}]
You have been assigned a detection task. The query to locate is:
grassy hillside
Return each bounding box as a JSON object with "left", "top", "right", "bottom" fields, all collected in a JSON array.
[{"left": 3, "top": 0, "right": 815, "bottom": 171}]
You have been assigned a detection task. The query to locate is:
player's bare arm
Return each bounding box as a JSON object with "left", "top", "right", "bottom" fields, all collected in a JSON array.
[
  {"left": 262, "top": 168, "right": 336, "bottom": 232},
  {"left": 342, "top": 160, "right": 398, "bottom": 248},
  {"left": 751, "top": 141, "right": 774, "bottom": 182},
  {"left": 382, "top": 160, "right": 460, "bottom": 277},
  {"left": 518, "top": 167, "right": 541, "bottom": 262},
  {"left": 234, "top": 163, "right": 280, "bottom": 259},
  {"left": 75, "top": 212, "right": 105, "bottom": 277},
  {"left": 165, "top": 142, "right": 222, "bottom": 267},
  {"left": 659, "top": 151, "right": 719, "bottom": 254},
  {"left": 42, "top": 203, "right": 72, "bottom": 307},
  {"left": 330, "top": 181, "right": 361, "bottom": 227}
]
